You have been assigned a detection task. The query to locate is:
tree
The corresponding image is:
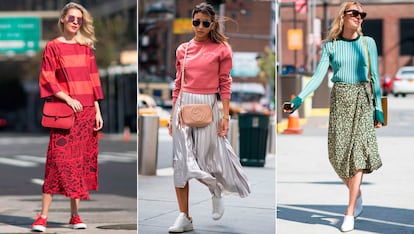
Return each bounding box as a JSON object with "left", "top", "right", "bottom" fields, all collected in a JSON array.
[{"left": 257, "top": 46, "right": 275, "bottom": 110}]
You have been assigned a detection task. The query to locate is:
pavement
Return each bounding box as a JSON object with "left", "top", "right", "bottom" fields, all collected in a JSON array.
[
  {"left": 0, "top": 133, "right": 137, "bottom": 234},
  {"left": 277, "top": 115, "right": 414, "bottom": 233},
  {"left": 138, "top": 128, "right": 276, "bottom": 234}
]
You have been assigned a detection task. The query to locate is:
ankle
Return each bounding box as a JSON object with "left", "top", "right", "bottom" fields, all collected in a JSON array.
[{"left": 39, "top": 214, "right": 47, "bottom": 219}]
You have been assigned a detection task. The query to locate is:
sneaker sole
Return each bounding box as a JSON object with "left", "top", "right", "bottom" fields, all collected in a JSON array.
[
  {"left": 32, "top": 225, "right": 46, "bottom": 232},
  {"left": 168, "top": 226, "right": 193, "bottom": 233},
  {"left": 71, "top": 223, "right": 87, "bottom": 229}
]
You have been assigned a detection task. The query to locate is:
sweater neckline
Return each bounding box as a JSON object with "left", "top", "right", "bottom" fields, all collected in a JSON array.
[{"left": 339, "top": 34, "right": 360, "bottom": 42}]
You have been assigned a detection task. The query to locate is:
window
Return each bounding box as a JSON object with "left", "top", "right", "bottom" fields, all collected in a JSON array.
[
  {"left": 400, "top": 19, "right": 414, "bottom": 56},
  {"left": 362, "top": 19, "right": 383, "bottom": 56}
]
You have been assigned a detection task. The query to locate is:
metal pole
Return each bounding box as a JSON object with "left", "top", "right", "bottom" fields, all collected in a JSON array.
[
  {"left": 293, "top": 3, "right": 297, "bottom": 69},
  {"left": 138, "top": 114, "right": 159, "bottom": 175}
]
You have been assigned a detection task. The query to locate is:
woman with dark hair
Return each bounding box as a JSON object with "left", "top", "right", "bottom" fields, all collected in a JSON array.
[
  {"left": 168, "top": 2, "right": 250, "bottom": 233},
  {"left": 284, "top": 1, "right": 383, "bottom": 232},
  {"left": 32, "top": 2, "right": 103, "bottom": 232}
]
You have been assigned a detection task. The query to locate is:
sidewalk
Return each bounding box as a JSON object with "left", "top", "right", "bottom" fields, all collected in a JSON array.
[
  {"left": 0, "top": 194, "right": 137, "bottom": 233},
  {"left": 138, "top": 155, "right": 276, "bottom": 234},
  {"left": 277, "top": 115, "right": 414, "bottom": 233}
]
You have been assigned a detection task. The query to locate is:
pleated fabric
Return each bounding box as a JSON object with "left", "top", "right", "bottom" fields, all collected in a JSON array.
[
  {"left": 43, "top": 106, "right": 99, "bottom": 200},
  {"left": 172, "top": 92, "right": 251, "bottom": 198},
  {"left": 328, "top": 82, "right": 382, "bottom": 179}
]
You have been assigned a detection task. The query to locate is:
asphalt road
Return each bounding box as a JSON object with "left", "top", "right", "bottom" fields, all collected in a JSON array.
[{"left": 0, "top": 134, "right": 137, "bottom": 198}]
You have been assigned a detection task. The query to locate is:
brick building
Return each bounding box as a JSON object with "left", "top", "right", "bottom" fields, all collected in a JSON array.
[
  {"left": 139, "top": 0, "right": 275, "bottom": 108},
  {"left": 279, "top": 1, "right": 414, "bottom": 77}
]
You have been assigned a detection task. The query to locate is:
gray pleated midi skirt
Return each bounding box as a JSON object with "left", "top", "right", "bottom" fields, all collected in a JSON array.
[
  {"left": 328, "top": 82, "right": 382, "bottom": 179},
  {"left": 172, "top": 92, "right": 251, "bottom": 198}
]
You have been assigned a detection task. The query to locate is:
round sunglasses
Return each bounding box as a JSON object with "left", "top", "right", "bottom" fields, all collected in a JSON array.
[
  {"left": 192, "top": 19, "right": 212, "bottom": 28},
  {"left": 344, "top": 10, "right": 367, "bottom": 20},
  {"left": 67, "top": 15, "right": 83, "bottom": 25}
]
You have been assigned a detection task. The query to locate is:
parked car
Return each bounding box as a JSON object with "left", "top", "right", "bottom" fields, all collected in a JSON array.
[
  {"left": 380, "top": 74, "right": 393, "bottom": 96},
  {"left": 138, "top": 94, "right": 170, "bottom": 127},
  {"left": 392, "top": 66, "right": 414, "bottom": 97}
]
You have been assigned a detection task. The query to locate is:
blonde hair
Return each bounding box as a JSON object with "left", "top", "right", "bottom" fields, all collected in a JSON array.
[
  {"left": 326, "top": 1, "right": 364, "bottom": 42},
  {"left": 58, "top": 2, "right": 97, "bottom": 49}
]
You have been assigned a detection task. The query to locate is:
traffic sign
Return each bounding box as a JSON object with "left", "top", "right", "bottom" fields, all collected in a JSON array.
[{"left": 0, "top": 17, "right": 41, "bottom": 55}]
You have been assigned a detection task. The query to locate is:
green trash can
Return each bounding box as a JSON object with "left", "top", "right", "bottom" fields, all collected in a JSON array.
[{"left": 238, "top": 113, "right": 270, "bottom": 167}]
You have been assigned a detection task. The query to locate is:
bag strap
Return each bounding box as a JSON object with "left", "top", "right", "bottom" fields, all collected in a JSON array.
[
  {"left": 51, "top": 43, "right": 74, "bottom": 96},
  {"left": 178, "top": 42, "right": 190, "bottom": 108},
  {"left": 362, "top": 36, "right": 374, "bottom": 96}
]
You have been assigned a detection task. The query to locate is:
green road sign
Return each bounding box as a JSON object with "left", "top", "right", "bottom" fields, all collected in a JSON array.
[{"left": 0, "top": 17, "right": 41, "bottom": 55}]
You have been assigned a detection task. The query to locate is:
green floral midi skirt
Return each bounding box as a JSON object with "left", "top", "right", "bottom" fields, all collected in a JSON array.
[{"left": 328, "top": 82, "right": 382, "bottom": 179}]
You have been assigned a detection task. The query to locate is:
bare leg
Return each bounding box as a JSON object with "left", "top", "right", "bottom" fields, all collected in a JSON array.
[
  {"left": 343, "top": 170, "right": 363, "bottom": 216},
  {"left": 175, "top": 183, "right": 190, "bottom": 219},
  {"left": 40, "top": 193, "right": 53, "bottom": 217},
  {"left": 70, "top": 198, "right": 80, "bottom": 216}
]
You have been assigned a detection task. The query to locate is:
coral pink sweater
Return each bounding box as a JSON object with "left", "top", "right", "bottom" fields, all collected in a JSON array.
[{"left": 172, "top": 39, "right": 232, "bottom": 103}]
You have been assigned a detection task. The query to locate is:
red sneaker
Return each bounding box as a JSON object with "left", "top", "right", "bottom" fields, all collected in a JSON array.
[
  {"left": 69, "top": 215, "right": 87, "bottom": 229},
  {"left": 32, "top": 215, "right": 47, "bottom": 232}
]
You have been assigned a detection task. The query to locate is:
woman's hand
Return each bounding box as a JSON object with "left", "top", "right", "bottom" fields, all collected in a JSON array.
[
  {"left": 94, "top": 111, "right": 103, "bottom": 131},
  {"left": 67, "top": 98, "right": 83, "bottom": 113},
  {"left": 374, "top": 121, "right": 382, "bottom": 128},
  {"left": 218, "top": 118, "right": 229, "bottom": 137},
  {"left": 168, "top": 115, "right": 173, "bottom": 136}
]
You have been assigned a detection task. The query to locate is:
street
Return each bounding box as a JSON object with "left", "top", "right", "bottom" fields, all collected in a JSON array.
[
  {"left": 139, "top": 125, "right": 276, "bottom": 233},
  {"left": 0, "top": 133, "right": 137, "bottom": 233},
  {"left": 277, "top": 95, "right": 414, "bottom": 233}
]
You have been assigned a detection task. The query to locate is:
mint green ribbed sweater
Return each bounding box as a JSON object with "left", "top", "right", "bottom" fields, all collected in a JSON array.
[{"left": 293, "top": 35, "right": 384, "bottom": 123}]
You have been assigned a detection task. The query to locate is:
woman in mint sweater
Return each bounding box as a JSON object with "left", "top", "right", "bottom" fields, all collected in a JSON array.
[{"left": 284, "top": 1, "right": 383, "bottom": 232}]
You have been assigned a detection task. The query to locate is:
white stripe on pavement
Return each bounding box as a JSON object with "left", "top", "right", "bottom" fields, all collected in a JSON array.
[
  {"left": 278, "top": 204, "right": 414, "bottom": 228},
  {"left": 0, "top": 157, "right": 37, "bottom": 167},
  {"left": 31, "top": 178, "right": 44, "bottom": 186},
  {"left": 14, "top": 155, "right": 46, "bottom": 163}
]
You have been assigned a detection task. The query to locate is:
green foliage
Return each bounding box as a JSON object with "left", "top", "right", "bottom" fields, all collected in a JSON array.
[
  {"left": 257, "top": 46, "right": 276, "bottom": 107},
  {"left": 94, "top": 15, "right": 129, "bottom": 67}
]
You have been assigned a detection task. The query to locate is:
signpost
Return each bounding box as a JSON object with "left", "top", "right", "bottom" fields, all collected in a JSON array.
[{"left": 0, "top": 17, "right": 41, "bottom": 56}]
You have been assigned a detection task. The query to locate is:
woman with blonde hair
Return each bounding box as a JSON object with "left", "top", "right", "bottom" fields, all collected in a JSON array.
[
  {"left": 32, "top": 2, "right": 103, "bottom": 232},
  {"left": 168, "top": 2, "right": 250, "bottom": 233},
  {"left": 284, "top": 1, "right": 383, "bottom": 232}
]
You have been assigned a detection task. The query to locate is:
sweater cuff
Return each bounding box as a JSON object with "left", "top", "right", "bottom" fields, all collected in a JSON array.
[
  {"left": 291, "top": 96, "right": 303, "bottom": 112},
  {"left": 374, "top": 110, "right": 385, "bottom": 125}
]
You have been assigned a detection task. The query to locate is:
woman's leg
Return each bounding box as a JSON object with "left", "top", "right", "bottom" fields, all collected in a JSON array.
[
  {"left": 343, "top": 170, "right": 363, "bottom": 216},
  {"left": 40, "top": 193, "right": 53, "bottom": 217},
  {"left": 175, "top": 183, "right": 190, "bottom": 219},
  {"left": 70, "top": 198, "right": 80, "bottom": 215}
]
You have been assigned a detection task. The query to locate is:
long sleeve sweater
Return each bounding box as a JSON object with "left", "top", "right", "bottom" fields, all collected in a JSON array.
[
  {"left": 39, "top": 39, "right": 104, "bottom": 106},
  {"left": 172, "top": 39, "right": 232, "bottom": 103},
  {"left": 292, "top": 35, "right": 384, "bottom": 123}
]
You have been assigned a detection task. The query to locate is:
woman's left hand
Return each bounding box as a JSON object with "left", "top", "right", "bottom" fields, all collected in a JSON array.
[
  {"left": 218, "top": 118, "right": 229, "bottom": 137},
  {"left": 94, "top": 112, "right": 104, "bottom": 131}
]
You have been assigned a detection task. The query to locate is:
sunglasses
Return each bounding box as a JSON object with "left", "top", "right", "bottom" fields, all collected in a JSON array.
[
  {"left": 344, "top": 10, "right": 367, "bottom": 19},
  {"left": 192, "top": 19, "right": 212, "bottom": 28},
  {"left": 67, "top": 15, "right": 83, "bottom": 25}
]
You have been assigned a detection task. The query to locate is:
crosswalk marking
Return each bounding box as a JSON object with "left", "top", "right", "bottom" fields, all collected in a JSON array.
[
  {"left": 0, "top": 151, "right": 136, "bottom": 168},
  {"left": 0, "top": 158, "right": 38, "bottom": 168}
]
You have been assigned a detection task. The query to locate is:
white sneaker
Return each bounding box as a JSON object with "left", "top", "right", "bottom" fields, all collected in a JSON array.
[
  {"left": 168, "top": 212, "right": 193, "bottom": 233},
  {"left": 212, "top": 196, "right": 224, "bottom": 220},
  {"left": 341, "top": 215, "right": 354, "bottom": 232},
  {"left": 354, "top": 194, "right": 363, "bottom": 218}
]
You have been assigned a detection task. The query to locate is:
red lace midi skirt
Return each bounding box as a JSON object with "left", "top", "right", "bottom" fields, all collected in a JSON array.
[{"left": 42, "top": 106, "right": 98, "bottom": 200}]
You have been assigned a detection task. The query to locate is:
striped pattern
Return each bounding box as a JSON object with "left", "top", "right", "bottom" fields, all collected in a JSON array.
[
  {"left": 39, "top": 39, "right": 104, "bottom": 106},
  {"left": 298, "top": 35, "right": 383, "bottom": 112}
]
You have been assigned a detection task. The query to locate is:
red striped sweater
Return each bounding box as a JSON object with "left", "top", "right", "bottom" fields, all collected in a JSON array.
[{"left": 39, "top": 39, "right": 104, "bottom": 106}]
